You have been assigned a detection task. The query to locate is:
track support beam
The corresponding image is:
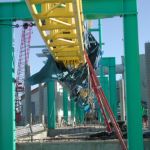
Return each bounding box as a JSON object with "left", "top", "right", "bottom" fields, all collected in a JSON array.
[
  {"left": 63, "top": 88, "right": 68, "bottom": 124},
  {"left": 47, "top": 81, "right": 56, "bottom": 129},
  {"left": 0, "top": 20, "right": 15, "bottom": 150},
  {"left": 123, "top": 0, "right": 143, "bottom": 149}
]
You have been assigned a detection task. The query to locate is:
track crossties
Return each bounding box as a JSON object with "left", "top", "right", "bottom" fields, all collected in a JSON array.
[{"left": 26, "top": 0, "right": 85, "bottom": 68}]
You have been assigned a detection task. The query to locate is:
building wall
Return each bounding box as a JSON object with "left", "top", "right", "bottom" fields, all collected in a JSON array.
[
  {"left": 22, "top": 82, "right": 72, "bottom": 125},
  {"left": 140, "top": 54, "right": 148, "bottom": 103}
]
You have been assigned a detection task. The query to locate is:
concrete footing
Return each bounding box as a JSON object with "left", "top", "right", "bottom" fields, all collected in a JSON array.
[
  {"left": 47, "top": 126, "right": 105, "bottom": 137},
  {"left": 17, "top": 139, "right": 150, "bottom": 150}
]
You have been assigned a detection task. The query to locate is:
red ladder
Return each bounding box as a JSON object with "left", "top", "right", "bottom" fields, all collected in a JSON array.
[{"left": 84, "top": 50, "right": 127, "bottom": 150}]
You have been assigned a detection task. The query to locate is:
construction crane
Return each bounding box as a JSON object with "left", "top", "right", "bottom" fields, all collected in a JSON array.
[
  {"left": 25, "top": 0, "right": 127, "bottom": 149},
  {"left": 15, "top": 22, "right": 32, "bottom": 123}
]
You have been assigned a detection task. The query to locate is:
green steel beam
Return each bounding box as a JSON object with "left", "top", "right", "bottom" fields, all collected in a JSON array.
[
  {"left": 108, "top": 58, "right": 117, "bottom": 118},
  {"left": 79, "top": 108, "right": 84, "bottom": 124},
  {"left": 63, "top": 88, "right": 68, "bottom": 123},
  {"left": 47, "top": 81, "right": 56, "bottom": 129},
  {"left": 0, "top": 0, "right": 137, "bottom": 20},
  {"left": 0, "top": 20, "right": 15, "bottom": 150},
  {"left": 123, "top": 0, "right": 143, "bottom": 149},
  {"left": 75, "top": 103, "right": 80, "bottom": 124},
  {"left": 100, "top": 58, "right": 117, "bottom": 118},
  {"left": 100, "top": 77, "right": 110, "bottom": 103},
  {"left": 0, "top": 1, "right": 31, "bottom": 20},
  {"left": 75, "top": 103, "right": 84, "bottom": 124},
  {"left": 98, "top": 76, "right": 110, "bottom": 123},
  {"left": 89, "top": 28, "right": 99, "bottom": 32},
  {"left": 82, "top": 0, "right": 137, "bottom": 19},
  {"left": 70, "top": 99, "right": 75, "bottom": 120},
  {"left": 97, "top": 109, "right": 102, "bottom": 123},
  {"left": 98, "top": 19, "right": 103, "bottom": 49}
]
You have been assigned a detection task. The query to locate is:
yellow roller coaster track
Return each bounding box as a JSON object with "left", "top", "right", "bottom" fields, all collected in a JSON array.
[{"left": 26, "top": 0, "right": 85, "bottom": 68}]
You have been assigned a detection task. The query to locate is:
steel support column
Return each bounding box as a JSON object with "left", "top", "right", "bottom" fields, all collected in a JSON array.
[
  {"left": 0, "top": 20, "right": 15, "bottom": 150},
  {"left": 47, "top": 81, "right": 56, "bottom": 129},
  {"left": 98, "top": 19, "right": 103, "bottom": 49},
  {"left": 63, "top": 88, "right": 68, "bottom": 124},
  {"left": 79, "top": 108, "right": 84, "bottom": 124},
  {"left": 108, "top": 58, "right": 117, "bottom": 118},
  {"left": 100, "top": 58, "right": 117, "bottom": 118},
  {"left": 75, "top": 103, "right": 80, "bottom": 124},
  {"left": 123, "top": 1, "right": 143, "bottom": 149},
  {"left": 100, "top": 77, "right": 110, "bottom": 102},
  {"left": 71, "top": 98, "right": 75, "bottom": 121},
  {"left": 98, "top": 76, "right": 109, "bottom": 123}
]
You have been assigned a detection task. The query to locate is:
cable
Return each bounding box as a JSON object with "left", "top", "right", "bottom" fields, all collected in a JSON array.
[{"left": 0, "top": 22, "right": 36, "bottom": 28}]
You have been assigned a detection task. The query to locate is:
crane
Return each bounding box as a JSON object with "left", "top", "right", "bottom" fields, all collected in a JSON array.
[{"left": 15, "top": 22, "right": 32, "bottom": 123}]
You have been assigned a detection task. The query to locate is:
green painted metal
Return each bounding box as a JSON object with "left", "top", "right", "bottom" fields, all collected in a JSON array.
[
  {"left": 82, "top": 0, "right": 137, "bottom": 19},
  {"left": 100, "top": 77, "right": 110, "bottom": 103},
  {"left": 89, "top": 28, "right": 99, "bottom": 32},
  {"left": 100, "top": 58, "right": 117, "bottom": 118},
  {"left": 0, "top": 0, "right": 134, "bottom": 20},
  {"left": 47, "top": 81, "right": 56, "bottom": 129},
  {"left": 97, "top": 108, "right": 101, "bottom": 123},
  {"left": 123, "top": 0, "right": 143, "bottom": 149},
  {"left": 108, "top": 58, "right": 117, "bottom": 118},
  {"left": 0, "top": 1, "right": 31, "bottom": 20},
  {"left": 0, "top": 0, "right": 137, "bottom": 20},
  {"left": 79, "top": 108, "right": 84, "bottom": 124},
  {"left": 98, "top": 19, "right": 102, "bottom": 49},
  {"left": 0, "top": 20, "right": 15, "bottom": 150},
  {"left": 98, "top": 76, "right": 110, "bottom": 123},
  {"left": 75, "top": 104, "right": 84, "bottom": 124},
  {"left": 63, "top": 88, "right": 68, "bottom": 123},
  {"left": 75, "top": 103, "right": 80, "bottom": 124},
  {"left": 70, "top": 99, "right": 75, "bottom": 120}
]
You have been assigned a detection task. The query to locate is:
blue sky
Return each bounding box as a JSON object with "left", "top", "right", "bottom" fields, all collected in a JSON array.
[
  {"left": 101, "top": 0, "right": 150, "bottom": 64},
  {"left": 13, "top": 0, "right": 150, "bottom": 76}
]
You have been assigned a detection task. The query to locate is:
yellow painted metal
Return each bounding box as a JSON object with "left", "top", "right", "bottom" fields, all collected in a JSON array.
[{"left": 26, "top": 0, "right": 85, "bottom": 67}]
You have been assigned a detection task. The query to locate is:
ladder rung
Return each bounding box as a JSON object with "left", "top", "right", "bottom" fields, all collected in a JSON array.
[
  {"left": 41, "top": 25, "right": 76, "bottom": 30},
  {"left": 35, "top": 13, "right": 74, "bottom": 19}
]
